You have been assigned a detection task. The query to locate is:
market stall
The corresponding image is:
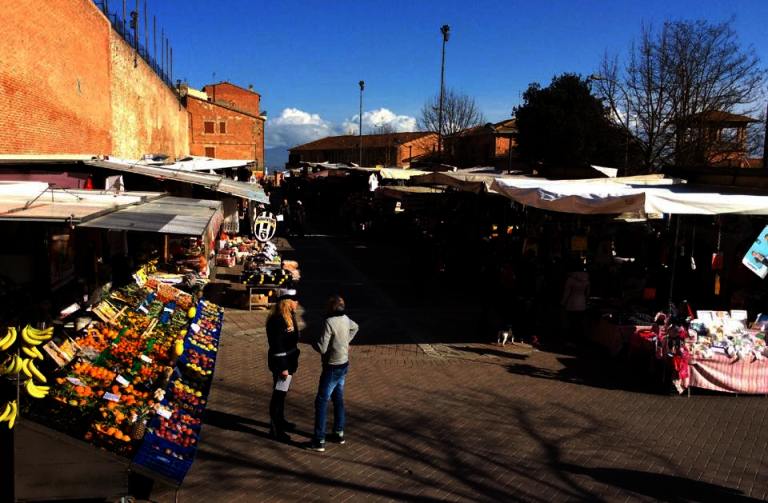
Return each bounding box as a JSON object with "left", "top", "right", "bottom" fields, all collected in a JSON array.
[
  {"left": 1, "top": 277, "right": 225, "bottom": 498},
  {"left": 490, "top": 176, "right": 768, "bottom": 394}
]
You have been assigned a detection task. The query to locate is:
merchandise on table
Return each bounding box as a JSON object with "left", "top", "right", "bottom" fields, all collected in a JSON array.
[{"left": 20, "top": 281, "right": 224, "bottom": 484}]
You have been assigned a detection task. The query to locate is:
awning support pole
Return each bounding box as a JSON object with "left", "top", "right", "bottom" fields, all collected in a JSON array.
[{"left": 668, "top": 214, "right": 682, "bottom": 308}]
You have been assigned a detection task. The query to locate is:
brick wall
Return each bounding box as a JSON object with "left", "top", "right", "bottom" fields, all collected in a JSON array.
[
  {"left": 0, "top": 0, "right": 112, "bottom": 154},
  {"left": 203, "top": 83, "right": 261, "bottom": 117},
  {"left": 187, "top": 97, "right": 264, "bottom": 166},
  {"left": 110, "top": 31, "right": 189, "bottom": 158},
  {"left": 0, "top": 0, "right": 188, "bottom": 157},
  {"left": 398, "top": 134, "right": 438, "bottom": 166}
]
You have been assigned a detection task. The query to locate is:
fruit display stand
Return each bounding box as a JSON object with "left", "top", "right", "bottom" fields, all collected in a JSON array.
[{"left": 6, "top": 279, "right": 225, "bottom": 499}]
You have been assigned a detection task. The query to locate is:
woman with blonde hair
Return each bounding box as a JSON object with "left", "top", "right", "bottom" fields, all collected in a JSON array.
[{"left": 266, "top": 290, "right": 300, "bottom": 442}]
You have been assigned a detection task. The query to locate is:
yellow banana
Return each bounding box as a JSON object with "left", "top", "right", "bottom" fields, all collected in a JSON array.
[
  {"left": 0, "top": 328, "right": 14, "bottom": 351},
  {"left": 25, "top": 379, "right": 48, "bottom": 399},
  {"left": 20, "top": 357, "right": 33, "bottom": 378},
  {"left": 21, "top": 326, "right": 43, "bottom": 346},
  {"left": 0, "top": 402, "right": 10, "bottom": 421},
  {"left": 6, "top": 401, "right": 17, "bottom": 429},
  {"left": 27, "top": 359, "right": 46, "bottom": 383},
  {"left": 27, "top": 326, "right": 53, "bottom": 339},
  {"left": 2, "top": 354, "right": 22, "bottom": 375},
  {"left": 22, "top": 345, "right": 42, "bottom": 359}
]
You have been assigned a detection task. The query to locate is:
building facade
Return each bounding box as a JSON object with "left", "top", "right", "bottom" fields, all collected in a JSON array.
[
  {"left": 675, "top": 111, "right": 759, "bottom": 168},
  {"left": 444, "top": 119, "right": 519, "bottom": 170},
  {"left": 289, "top": 132, "right": 438, "bottom": 168},
  {"left": 185, "top": 82, "right": 266, "bottom": 168}
]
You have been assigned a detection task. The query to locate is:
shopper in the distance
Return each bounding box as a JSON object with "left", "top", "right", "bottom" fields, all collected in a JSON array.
[{"left": 307, "top": 295, "right": 359, "bottom": 452}]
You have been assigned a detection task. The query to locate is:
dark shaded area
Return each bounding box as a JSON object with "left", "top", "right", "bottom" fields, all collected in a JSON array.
[{"left": 561, "top": 464, "right": 763, "bottom": 503}]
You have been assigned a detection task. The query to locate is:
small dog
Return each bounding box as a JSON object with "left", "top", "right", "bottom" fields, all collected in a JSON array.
[{"left": 497, "top": 329, "right": 514, "bottom": 346}]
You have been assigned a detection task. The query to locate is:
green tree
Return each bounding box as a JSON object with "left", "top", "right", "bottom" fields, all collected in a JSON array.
[{"left": 514, "top": 74, "right": 626, "bottom": 172}]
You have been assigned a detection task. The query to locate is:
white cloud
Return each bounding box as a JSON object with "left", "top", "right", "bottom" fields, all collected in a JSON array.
[
  {"left": 265, "top": 108, "right": 336, "bottom": 148},
  {"left": 342, "top": 108, "right": 417, "bottom": 135},
  {"left": 266, "top": 107, "right": 418, "bottom": 148}
]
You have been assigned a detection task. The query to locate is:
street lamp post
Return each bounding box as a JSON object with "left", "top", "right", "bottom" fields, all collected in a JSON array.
[
  {"left": 590, "top": 74, "right": 630, "bottom": 172},
  {"left": 359, "top": 80, "right": 365, "bottom": 166},
  {"left": 437, "top": 24, "right": 450, "bottom": 157}
]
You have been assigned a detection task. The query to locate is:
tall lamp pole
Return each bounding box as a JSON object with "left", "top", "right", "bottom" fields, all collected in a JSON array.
[
  {"left": 437, "top": 24, "right": 450, "bottom": 156},
  {"left": 359, "top": 80, "right": 365, "bottom": 166}
]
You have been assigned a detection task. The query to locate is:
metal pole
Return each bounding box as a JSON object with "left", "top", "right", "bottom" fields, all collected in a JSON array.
[
  {"left": 170, "top": 46, "right": 173, "bottom": 84},
  {"left": 144, "top": 0, "right": 148, "bottom": 56},
  {"left": 153, "top": 16, "right": 157, "bottom": 69},
  {"left": 763, "top": 102, "right": 768, "bottom": 168},
  {"left": 122, "top": 0, "right": 126, "bottom": 34},
  {"left": 625, "top": 96, "right": 630, "bottom": 172},
  {"left": 437, "top": 25, "right": 450, "bottom": 156},
  {"left": 359, "top": 80, "right": 365, "bottom": 166},
  {"left": 160, "top": 28, "right": 164, "bottom": 74},
  {"left": 668, "top": 215, "right": 681, "bottom": 304},
  {"left": 134, "top": 0, "right": 139, "bottom": 50}
]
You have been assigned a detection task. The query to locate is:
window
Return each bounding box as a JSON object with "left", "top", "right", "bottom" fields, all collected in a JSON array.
[
  {"left": 219, "top": 121, "right": 227, "bottom": 134},
  {"left": 204, "top": 147, "right": 215, "bottom": 158},
  {"left": 204, "top": 121, "right": 215, "bottom": 134}
]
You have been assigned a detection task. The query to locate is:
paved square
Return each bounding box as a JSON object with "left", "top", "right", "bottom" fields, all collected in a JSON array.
[{"left": 150, "top": 238, "right": 768, "bottom": 502}]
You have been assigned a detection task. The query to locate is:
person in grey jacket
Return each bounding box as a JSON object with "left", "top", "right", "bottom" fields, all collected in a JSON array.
[{"left": 307, "top": 295, "right": 359, "bottom": 452}]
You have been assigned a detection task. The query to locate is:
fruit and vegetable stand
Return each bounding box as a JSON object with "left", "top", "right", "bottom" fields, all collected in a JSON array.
[{"left": 0, "top": 277, "right": 225, "bottom": 500}]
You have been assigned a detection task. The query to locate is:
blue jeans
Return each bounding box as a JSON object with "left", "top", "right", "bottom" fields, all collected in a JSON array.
[{"left": 313, "top": 363, "right": 348, "bottom": 443}]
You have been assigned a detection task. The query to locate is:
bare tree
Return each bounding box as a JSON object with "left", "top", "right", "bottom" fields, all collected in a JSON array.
[
  {"left": 594, "top": 19, "right": 765, "bottom": 170},
  {"left": 418, "top": 88, "right": 486, "bottom": 136}
]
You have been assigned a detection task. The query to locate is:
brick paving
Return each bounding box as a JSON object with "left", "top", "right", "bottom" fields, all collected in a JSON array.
[{"left": 151, "top": 237, "right": 768, "bottom": 502}]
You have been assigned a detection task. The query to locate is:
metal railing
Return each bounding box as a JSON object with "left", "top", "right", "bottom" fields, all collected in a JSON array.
[{"left": 93, "top": 1, "right": 178, "bottom": 93}]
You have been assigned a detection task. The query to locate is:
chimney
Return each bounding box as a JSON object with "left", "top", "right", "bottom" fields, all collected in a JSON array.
[{"left": 248, "top": 84, "right": 254, "bottom": 92}]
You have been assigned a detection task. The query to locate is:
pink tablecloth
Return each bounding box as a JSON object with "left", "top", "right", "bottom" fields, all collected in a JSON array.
[{"left": 687, "top": 354, "right": 768, "bottom": 394}]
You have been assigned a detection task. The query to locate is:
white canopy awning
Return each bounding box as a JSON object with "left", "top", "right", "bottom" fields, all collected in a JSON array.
[
  {"left": 491, "top": 177, "right": 768, "bottom": 216},
  {"left": 86, "top": 159, "right": 270, "bottom": 204},
  {"left": 0, "top": 182, "right": 162, "bottom": 222}
]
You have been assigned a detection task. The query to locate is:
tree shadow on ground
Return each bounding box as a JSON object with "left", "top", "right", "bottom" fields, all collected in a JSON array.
[
  {"left": 449, "top": 345, "right": 531, "bottom": 360},
  {"left": 560, "top": 464, "right": 763, "bottom": 503},
  {"left": 203, "top": 409, "right": 272, "bottom": 439},
  {"left": 505, "top": 350, "right": 664, "bottom": 394}
]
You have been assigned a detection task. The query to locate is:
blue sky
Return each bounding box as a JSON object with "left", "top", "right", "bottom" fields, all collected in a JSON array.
[{"left": 144, "top": 0, "right": 768, "bottom": 149}]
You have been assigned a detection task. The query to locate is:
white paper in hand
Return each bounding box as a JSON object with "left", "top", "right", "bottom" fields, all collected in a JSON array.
[{"left": 274, "top": 374, "right": 292, "bottom": 392}]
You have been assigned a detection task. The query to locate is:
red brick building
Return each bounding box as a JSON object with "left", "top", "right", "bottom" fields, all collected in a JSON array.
[
  {"left": 185, "top": 82, "right": 265, "bottom": 168},
  {"left": 289, "top": 132, "right": 438, "bottom": 168},
  {"left": 444, "top": 118, "right": 520, "bottom": 170}
]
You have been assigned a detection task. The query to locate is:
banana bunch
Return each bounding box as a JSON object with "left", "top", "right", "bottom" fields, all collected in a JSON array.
[
  {"left": 0, "top": 400, "right": 18, "bottom": 429},
  {"left": 20, "top": 325, "right": 53, "bottom": 346},
  {"left": 0, "top": 354, "right": 24, "bottom": 375},
  {"left": 0, "top": 327, "right": 17, "bottom": 352},
  {"left": 24, "top": 379, "right": 49, "bottom": 399}
]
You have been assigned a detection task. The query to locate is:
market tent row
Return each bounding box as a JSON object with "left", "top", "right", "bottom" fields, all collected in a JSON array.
[
  {"left": 490, "top": 177, "right": 768, "bottom": 216},
  {"left": 0, "top": 181, "right": 164, "bottom": 223},
  {"left": 410, "top": 170, "right": 527, "bottom": 194},
  {"left": 85, "top": 159, "right": 270, "bottom": 204}
]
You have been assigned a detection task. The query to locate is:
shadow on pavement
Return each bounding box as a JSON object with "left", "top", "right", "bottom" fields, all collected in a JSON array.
[
  {"left": 449, "top": 345, "right": 531, "bottom": 360},
  {"left": 560, "top": 464, "right": 763, "bottom": 502},
  {"left": 203, "top": 409, "right": 272, "bottom": 439}
]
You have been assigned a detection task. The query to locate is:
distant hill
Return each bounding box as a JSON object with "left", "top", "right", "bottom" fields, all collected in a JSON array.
[{"left": 265, "top": 146, "right": 289, "bottom": 171}]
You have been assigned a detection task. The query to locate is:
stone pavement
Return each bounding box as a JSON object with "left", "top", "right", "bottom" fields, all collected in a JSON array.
[{"left": 151, "top": 237, "right": 768, "bottom": 502}]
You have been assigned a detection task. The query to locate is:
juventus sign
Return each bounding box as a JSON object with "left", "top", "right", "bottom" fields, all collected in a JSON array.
[{"left": 253, "top": 212, "right": 278, "bottom": 242}]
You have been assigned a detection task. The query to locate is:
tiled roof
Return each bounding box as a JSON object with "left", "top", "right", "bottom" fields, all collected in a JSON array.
[
  {"left": 290, "top": 132, "right": 437, "bottom": 151},
  {"left": 688, "top": 111, "right": 758, "bottom": 123}
]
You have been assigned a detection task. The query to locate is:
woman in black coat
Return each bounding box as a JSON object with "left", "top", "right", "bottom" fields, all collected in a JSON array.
[{"left": 266, "top": 293, "right": 300, "bottom": 442}]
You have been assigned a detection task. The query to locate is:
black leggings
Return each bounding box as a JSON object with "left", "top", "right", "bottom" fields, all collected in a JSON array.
[{"left": 269, "top": 373, "right": 288, "bottom": 431}]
